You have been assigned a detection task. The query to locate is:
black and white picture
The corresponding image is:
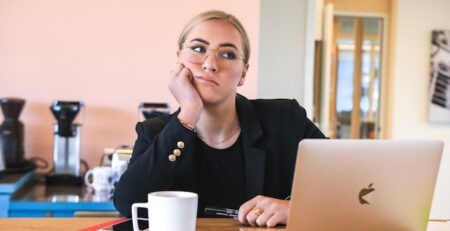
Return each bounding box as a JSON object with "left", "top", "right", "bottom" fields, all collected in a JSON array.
[{"left": 429, "top": 30, "right": 450, "bottom": 122}]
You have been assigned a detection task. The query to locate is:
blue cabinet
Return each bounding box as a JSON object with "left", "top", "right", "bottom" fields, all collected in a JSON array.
[
  {"left": 0, "top": 172, "right": 34, "bottom": 217},
  {"left": 0, "top": 172, "right": 117, "bottom": 217},
  {"left": 9, "top": 200, "right": 116, "bottom": 217}
]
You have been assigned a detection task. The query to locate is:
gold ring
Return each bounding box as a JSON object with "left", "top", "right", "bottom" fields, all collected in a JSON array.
[{"left": 252, "top": 207, "right": 263, "bottom": 216}]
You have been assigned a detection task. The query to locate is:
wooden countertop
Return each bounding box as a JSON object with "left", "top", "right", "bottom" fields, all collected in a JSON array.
[{"left": 0, "top": 218, "right": 448, "bottom": 231}]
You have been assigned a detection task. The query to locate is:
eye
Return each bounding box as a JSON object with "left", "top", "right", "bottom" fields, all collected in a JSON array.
[
  {"left": 219, "top": 50, "right": 237, "bottom": 60},
  {"left": 190, "top": 45, "right": 207, "bottom": 53}
]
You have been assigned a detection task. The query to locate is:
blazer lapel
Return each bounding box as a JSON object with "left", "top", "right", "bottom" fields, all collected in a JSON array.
[{"left": 236, "top": 94, "right": 266, "bottom": 199}]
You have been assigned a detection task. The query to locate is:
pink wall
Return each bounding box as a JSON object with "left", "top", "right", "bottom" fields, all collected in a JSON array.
[{"left": 0, "top": 1, "right": 259, "bottom": 169}]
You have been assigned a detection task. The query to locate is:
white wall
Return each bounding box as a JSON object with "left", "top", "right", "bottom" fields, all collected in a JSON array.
[
  {"left": 257, "top": 0, "right": 317, "bottom": 115},
  {"left": 258, "top": 0, "right": 450, "bottom": 218},
  {"left": 391, "top": 0, "right": 450, "bottom": 218}
]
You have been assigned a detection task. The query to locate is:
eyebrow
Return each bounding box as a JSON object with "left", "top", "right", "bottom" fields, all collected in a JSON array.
[{"left": 189, "top": 38, "right": 240, "bottom": 51}]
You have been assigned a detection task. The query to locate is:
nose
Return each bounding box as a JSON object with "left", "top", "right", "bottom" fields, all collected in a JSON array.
[{"left": 202, "top": 51, "right": 219, "bottom": 72}]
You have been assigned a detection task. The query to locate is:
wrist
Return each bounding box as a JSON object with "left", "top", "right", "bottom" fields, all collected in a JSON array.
[
  {"left": 178, "top": 117, "right": 197, "bottom": 133},
  {"left": 178, "top": 106, "right": 201, "bottom": 126}
]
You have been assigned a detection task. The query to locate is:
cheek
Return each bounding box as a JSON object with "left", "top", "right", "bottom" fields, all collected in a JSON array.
[
  {"left": 224, "top": 68, "right": 244, "bottom": 83},
  {"left": 178, "top": 53, "right": 195, "bottom": 68},
  {"left": 178, "top": 55, "right": 188, "bottom": 65},
  {"left": 179, "top": 59, "right": 201, "bottom": 73}
]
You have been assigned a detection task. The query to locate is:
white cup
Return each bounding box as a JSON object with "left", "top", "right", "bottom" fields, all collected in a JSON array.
[
  {"left": 84, "top": 166, "right": 114, "bottom": 195},
  {"left": 132, "top": 191, "right": 198, "bottom": 231}
]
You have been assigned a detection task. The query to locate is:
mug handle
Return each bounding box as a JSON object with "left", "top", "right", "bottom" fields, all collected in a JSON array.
[
  {"left": 84, "top": 169, "right": 94, "bottom": 188},
  {"left": 132, "top": 202, "right": 148, "bottom": 231}
]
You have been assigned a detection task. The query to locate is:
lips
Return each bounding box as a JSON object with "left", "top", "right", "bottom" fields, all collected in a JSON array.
[{"left": 195, "top": 76, "right": 219, "bottom": 86}]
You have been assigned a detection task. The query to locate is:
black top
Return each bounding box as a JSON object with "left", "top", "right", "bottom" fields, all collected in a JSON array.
[
  {"left": 198, "top": 134, "right": 246, "bottom": 217},
  {"left": 113, "top": 94, "right": 326, "bottom": 218}
]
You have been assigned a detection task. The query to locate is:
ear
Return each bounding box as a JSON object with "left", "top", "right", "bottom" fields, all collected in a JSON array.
[{"left": 238, "top": 63, "right": 249, "bottom": 86}]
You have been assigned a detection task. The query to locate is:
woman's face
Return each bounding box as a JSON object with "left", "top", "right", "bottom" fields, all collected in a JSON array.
[{"left": 178, "top": 19, "right": 249, "bottom": 106}]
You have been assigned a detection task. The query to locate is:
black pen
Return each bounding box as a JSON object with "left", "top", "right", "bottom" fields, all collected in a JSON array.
[{"left": 204, "top": 206, "right": 239, "bottom": 218}]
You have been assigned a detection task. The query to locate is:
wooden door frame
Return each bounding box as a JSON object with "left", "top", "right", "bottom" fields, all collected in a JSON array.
[{"left": 331, "top": 12, "right": 389, "bottom": 139}]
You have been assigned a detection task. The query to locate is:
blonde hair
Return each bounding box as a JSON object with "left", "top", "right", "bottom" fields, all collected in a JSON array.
[{"left": 178, "top": 10, "right": 250, "bottom": 64}]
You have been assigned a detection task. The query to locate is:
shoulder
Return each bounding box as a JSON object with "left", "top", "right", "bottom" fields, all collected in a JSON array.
[
  {"left": 238, "top": 96, "right": 325, "bottom": 141},
  {"left": 247, "top": 98, "right": 307, "bottom": 119},
  {"left": 236, "top": 94, "right": 309, "bottom": 126}
]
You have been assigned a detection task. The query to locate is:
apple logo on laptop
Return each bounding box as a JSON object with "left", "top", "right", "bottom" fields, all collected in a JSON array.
[{"left": 359, "top": 183, "right": 375, "bottom": 205}]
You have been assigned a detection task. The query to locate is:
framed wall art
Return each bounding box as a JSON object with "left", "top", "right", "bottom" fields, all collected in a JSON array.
[{"left": 429, "top": 30, "right": 450, "bottom": 122}]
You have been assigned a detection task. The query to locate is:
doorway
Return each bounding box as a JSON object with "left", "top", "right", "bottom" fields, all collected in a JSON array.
[{"left": 330, "top": 16, "right": 384, "bottom": 139}]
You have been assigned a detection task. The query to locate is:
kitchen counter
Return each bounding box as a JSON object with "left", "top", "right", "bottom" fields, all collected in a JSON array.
[
  {"left": 1, "top": 172, "right": 117, "bottom": 217},
  {"left": 0, "top": 171, "right": 34, "bottom": 193}
]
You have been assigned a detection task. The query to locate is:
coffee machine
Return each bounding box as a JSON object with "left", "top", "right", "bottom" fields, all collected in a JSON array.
[
  {"left": 0, "top": 98, "right": 34, "bottom": 172},
  {"left": 46, "top": 100, "right": 84, "bottom": 185}
]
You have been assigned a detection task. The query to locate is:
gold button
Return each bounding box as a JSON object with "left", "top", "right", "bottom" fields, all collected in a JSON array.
[
  {"left": 168, "top": 154, "right": 176, "bottom": 162},
  {"left": 177, "top": 141, "right": 185, "bottom": 149},
  {"left": 173, "top": 149, "right": 181, "bottom": 156}
]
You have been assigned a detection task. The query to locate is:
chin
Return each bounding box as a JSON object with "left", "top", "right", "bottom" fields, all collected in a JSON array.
[
  {"left": 194, "top": 84, "right": 236, "bottom": 106},
  {"left": 199, "top": 94, "right": 222, "bottom": 105},
  {"left": 196, "top": 90, "right": 225, "bottom": 105}
]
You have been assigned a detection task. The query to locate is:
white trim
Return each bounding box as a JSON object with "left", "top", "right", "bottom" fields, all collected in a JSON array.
[
  {"left": 379, "top": 15, "right": 390, "bottom": 138},
  {"left": 303, "top": 0, "right": 318, "bottom": 116},
  {"left": 320, "top": 3, "right": 334, "bottom": 136}
]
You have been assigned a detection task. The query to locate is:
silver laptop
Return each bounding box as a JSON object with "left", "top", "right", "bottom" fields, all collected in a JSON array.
[{"left": 287, "top": 139, "right": 443, "bottom": 231}]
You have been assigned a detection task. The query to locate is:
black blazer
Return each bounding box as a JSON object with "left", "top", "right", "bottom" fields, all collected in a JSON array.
[{"left": 114, "top": 94, "right": 325, "bottom": 217}]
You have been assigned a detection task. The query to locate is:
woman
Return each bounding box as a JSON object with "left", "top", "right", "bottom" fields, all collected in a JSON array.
[{"left": 113, "top": 10, "right": 325, "bottom": 227}]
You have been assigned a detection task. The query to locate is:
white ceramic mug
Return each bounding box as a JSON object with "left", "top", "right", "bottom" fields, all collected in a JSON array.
[
  {"left": 132, "top": 191, "right": 198, "bottom": 231},
  {"left": 84, "top": 166, "right": 114, "bottom": 195}
]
